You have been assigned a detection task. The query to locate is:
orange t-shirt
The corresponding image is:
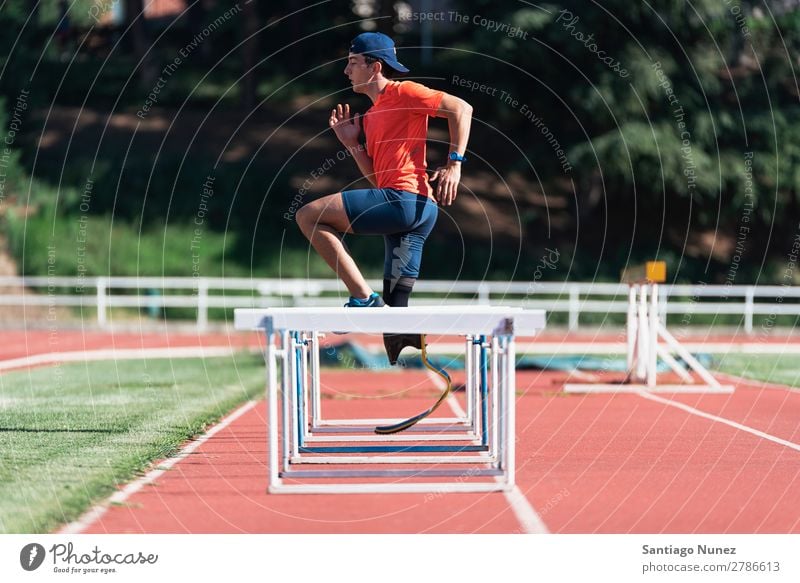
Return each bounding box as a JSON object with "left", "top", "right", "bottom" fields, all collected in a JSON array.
[{"left": 362, "top": 80, "right": 445, "bottom": 198}]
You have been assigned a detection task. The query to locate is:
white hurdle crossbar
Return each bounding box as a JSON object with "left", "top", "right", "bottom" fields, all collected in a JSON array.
[{"left": 235, "top": 306, "right": 546, "bottom": 494}]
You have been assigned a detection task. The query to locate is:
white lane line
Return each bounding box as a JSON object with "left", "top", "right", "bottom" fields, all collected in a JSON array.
[
  {"left": 444, "top": 384, "right": 549, "bottom": 534},
  {"left": 716, "top": 372, "right": 800, "bottom": 393},
  {"left": 445, "top": 393, "right": 466, "bottom": 418},
  {"left": 426, "top": 368, "right": 448, "bottom": 391},
  {"left": 57, "top": 400, "right": 258, "bottom": 534},
  {"left": 634, "top": 390, "right": 800, "bottom": 453},
  {"left": 0, "top": 346, "right": 254, "bottom": 372},
  {"left": 502, "top": 482, "right": 550, "bottom": 534}
]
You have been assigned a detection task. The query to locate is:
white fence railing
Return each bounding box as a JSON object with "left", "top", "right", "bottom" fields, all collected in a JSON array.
[{"left": 0, "top": 276, "right": 798, "bottom": 333}]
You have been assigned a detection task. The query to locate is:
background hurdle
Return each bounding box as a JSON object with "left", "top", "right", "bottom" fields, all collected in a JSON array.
[
  {"left": 566, "top": 262, "right": 734, "bottom": 394},
  {"left": 235, "top": 306, "right": 546, "bottom": 494}
]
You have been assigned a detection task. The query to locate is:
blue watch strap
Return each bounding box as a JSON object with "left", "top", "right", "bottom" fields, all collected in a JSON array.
[{"left": 449, "top": 151, "right": 467, "bottom": 162}]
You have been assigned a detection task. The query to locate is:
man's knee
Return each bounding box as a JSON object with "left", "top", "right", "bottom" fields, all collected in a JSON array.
[{"left": 296, "top": 204, "right": 316, "bottom": 234}]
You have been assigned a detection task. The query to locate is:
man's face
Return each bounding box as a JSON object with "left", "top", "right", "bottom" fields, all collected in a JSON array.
[{"left": 344, "top": 53, "right": 376, "bottom": 93}]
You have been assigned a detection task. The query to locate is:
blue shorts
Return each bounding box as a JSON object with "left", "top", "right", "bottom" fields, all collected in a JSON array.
[{"left": 341, "top": 188, "right": 438, "bottom": 280}]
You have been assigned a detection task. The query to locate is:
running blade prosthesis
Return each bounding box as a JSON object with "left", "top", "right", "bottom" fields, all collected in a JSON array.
[{"left": 374, "top": 335, "right": 453, "bottom": 434}]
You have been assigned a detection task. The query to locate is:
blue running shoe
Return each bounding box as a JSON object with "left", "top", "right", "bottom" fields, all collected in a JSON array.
[
  {"left": 343, "top": 292, "right": 385, "bottom": 308},
  {"left": 336, "top": 292, "right": 385, "bottom": 334}
]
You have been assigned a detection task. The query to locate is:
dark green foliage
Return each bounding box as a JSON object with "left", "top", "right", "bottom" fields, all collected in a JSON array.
[
  {"left": 425, "top": 0, "right": 800, "bottom": 282},
  {"left": 2, "top": 1, "right": 800, "bottom": 283}
]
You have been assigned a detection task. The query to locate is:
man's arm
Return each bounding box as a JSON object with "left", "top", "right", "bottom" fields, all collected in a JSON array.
[
  {"left": 348, "top": 142, "right": 377, "bottom": 187},
  {"left": 431, "top": 93, "right": 473, "bottom": 206},
  {"left": 330, "top": 104, "right": 377, "bottom": 186}
]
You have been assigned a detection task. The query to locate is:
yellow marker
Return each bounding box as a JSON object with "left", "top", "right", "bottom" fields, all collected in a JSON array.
[{"left": 620, "top": 261, "right": 667, "bottom": 284}]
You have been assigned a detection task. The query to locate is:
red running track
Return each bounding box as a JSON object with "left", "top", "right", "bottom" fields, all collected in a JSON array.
[
  {"left": 72, "top": 370, "right": 800, "bottom": 534},
  {"left": 3, "top": 330, "right": 798, "bottom": 533}
]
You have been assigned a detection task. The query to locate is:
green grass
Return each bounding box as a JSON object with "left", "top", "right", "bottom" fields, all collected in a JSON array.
[
  {"left": 714, "top": 353, "right": 800, "bottom": 389},
  {"left": 0, "top": 354, "right": 265, "bottom": 534},
  {"left": 5, "top": 205, "right": 252, "bottom": 278}
]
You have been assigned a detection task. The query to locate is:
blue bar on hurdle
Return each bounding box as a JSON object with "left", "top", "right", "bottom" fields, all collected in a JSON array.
[
  {"left": 478, "top": 335, "right": 489, "bottom": 446},
  {"left": 294, "top": 331, "right": 305, "bottom": 447},
  {"left": 298, "top": 444, "right": 489, "bottom": 454}
]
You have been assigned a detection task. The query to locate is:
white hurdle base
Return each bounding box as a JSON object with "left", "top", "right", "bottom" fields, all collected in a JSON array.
[
  {"left": 564, "top": 383, "right": 734, "bottom": 394},
  {"left": 269, "top": 481, "right": 513, "bottom": 495},
  {"left": 564, "top": 282, "right": 734, "bottom": 395}
]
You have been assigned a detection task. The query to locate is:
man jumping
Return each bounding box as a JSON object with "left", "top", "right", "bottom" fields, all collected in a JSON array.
[{"left": 296, "top": 32, "right": 473, "bottom": 365}]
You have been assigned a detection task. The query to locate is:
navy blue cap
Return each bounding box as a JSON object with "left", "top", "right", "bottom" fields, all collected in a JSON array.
[{"left": 349, "top": 32, "right": 409, "bottom": 73}]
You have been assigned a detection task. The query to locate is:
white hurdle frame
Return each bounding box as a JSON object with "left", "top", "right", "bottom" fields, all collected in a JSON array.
[
  {"left": 566, "top": 282, "right": 734, "bottom": 394},
  {"left": 301, "top": 331, "right": 476, "bottom": 442},
  {"left": 235, "top": 306, "right": 545, "bottom": 494},
  {"left": 288, "top": 332, "right": 491, "bottom": 465}
]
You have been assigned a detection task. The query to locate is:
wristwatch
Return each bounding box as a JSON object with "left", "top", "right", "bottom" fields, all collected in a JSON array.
[{"left": 448, "top": 151, "right": 467, "bottom": 163}]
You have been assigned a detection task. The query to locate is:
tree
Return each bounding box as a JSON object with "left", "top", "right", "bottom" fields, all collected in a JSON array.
[
  {"left": 442, "top": 0, "right": 800, "bottom": 280},
  {"left": 124, "top": 0, "right": 158, "bottom": 90},
  {"left": 240, "top": 0, "right": 259, "bottom": 109}
]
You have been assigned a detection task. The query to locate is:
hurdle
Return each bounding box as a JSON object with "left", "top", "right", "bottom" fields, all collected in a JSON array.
[
  {"left": 301, "top": 331, "right": 476, "bottom": 441},
  {"left": 235, "top": 306, "right": 546, "bottom": 494},
  {"left": 284, "top": 330, "right": 498, "bottom": 469},
  {"left": 565, "top": 262, "right": 734, "bottom": 394}
]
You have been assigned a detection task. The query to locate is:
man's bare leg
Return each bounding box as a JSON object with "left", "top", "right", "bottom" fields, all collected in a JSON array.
[{"left": 296, "top": 193, "right": 373, "bottom": 299}]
